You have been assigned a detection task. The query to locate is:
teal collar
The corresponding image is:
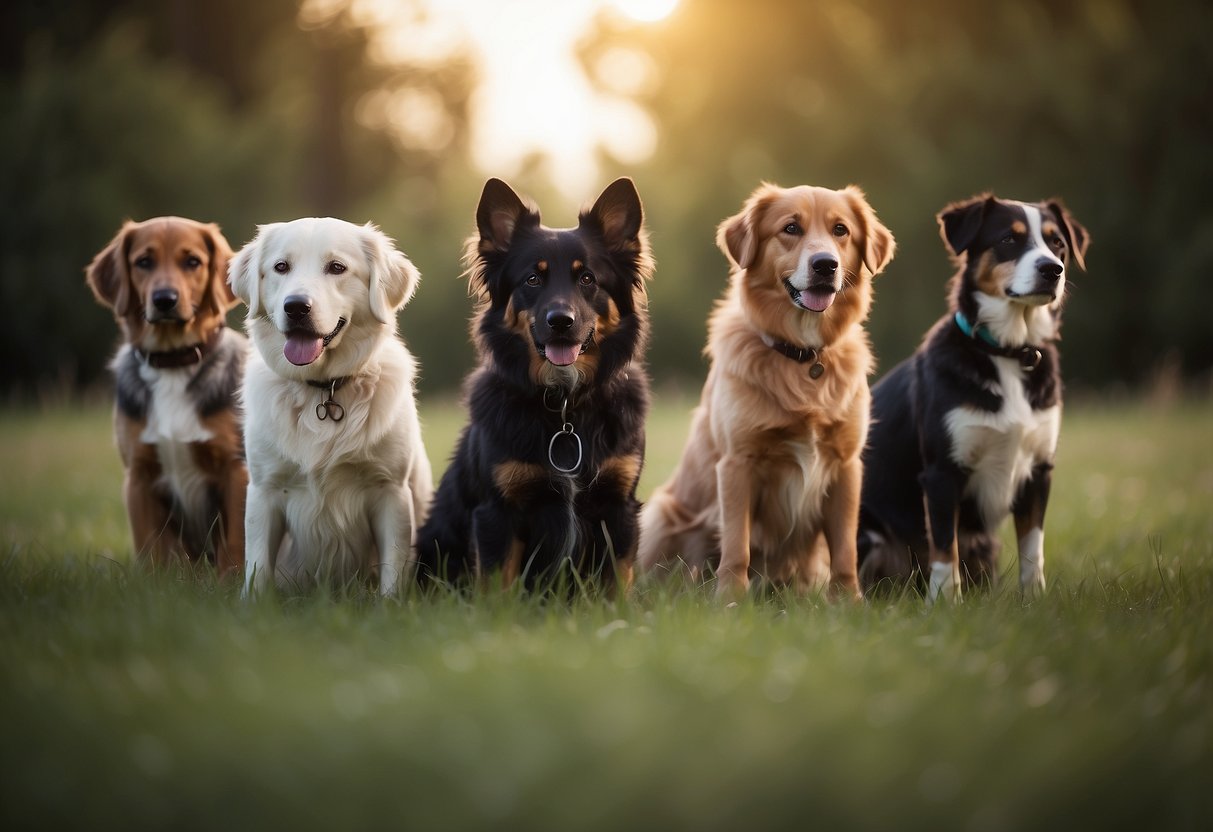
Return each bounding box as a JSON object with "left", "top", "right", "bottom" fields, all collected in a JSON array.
[
  {"left": 952, "top": 311, "right": 1044, "bottom": 371},
  {"left": 953, "top": 311, "right": 1000, "bottom": 347}
]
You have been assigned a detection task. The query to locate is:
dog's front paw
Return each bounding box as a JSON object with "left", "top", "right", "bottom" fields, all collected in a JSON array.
[
  {"left": 926, "top": 562, "right": 962, "bottom": 605},
  {"left": 1021, "top": 572, "right": 1046, "bottom": 600},
  {"left": 714, "top": 569, "right": 750, "bottom": 602},
  {"left": 828, "top": 574, "right": 863, "bottom": 603}
]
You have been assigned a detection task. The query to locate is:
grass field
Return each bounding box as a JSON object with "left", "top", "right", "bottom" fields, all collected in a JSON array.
[{"left": 2, "top": 396, "right": 1211, "bottom": 830}]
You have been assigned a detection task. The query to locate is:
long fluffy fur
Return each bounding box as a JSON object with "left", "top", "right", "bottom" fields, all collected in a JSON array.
[
  {"left": 416, "top": 178, "right": 653, "bottom": 592},
  {"left": 637, "top": 183, "right": 896, "bottom": 599},
  {"left": 231, "top": 217, "right": 431, "bottom": 596}
]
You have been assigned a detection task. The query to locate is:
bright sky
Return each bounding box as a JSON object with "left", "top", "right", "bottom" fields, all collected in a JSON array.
[{"left": 300, "top": 0, "right": 679, "bottom": 199}]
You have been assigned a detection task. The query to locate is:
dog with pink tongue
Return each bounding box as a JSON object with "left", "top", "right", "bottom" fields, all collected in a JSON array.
[{"left": 229, "top": 217, "right": 432, "bottom": 596}]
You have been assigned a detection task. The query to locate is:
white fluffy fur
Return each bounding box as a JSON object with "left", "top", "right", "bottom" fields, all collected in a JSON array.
[
  {"left": 135, "top": 361, "right": 215, "bottom": 538},
  {"left": 230, "top": 218, "right": 432, "bottom": 596},
  {"left": 944, "top": 355, "right": 1061, "bottom": 596}
]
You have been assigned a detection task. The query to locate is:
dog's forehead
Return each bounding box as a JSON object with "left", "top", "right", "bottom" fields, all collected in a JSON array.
[
  {"left": 265, "top": 218, "right": 369, "bottom": 265},
  {"left": 984, "top": 200, "right": 1033, "bottom": 231},
  {"left": 129, "top": 220, "right": 210, "bottom": 257},
  {"left": 512, "top": 227, "right": 587, "bottom": 268},
  {"left": 770, "top": 187, "right": 853, "bottom": 224}
]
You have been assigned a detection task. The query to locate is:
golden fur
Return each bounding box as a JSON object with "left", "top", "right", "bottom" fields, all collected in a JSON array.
[
  {"left": 637, "top": 184, "right": 895, "bottom": 599},
  {"left": 85, "top": 217, "right": 247, "bottom": 576}
]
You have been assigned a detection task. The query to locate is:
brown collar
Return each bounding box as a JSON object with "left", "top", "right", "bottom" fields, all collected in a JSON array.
[
  {"left": 135, "top": 326, "right": 225, "bottom": 369},
  {"left": 765, "top": 337, "right": 826, "bottom": 379}
]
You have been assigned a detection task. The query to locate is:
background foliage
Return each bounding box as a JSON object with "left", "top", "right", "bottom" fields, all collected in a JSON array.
[{"left": 2, "top": 0, "right": 1210, "bottom": 396}]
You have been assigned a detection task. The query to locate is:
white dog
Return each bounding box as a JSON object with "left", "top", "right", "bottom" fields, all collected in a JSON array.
[{"left": 228, "top": 218, "right": 432, "bottom": 596}]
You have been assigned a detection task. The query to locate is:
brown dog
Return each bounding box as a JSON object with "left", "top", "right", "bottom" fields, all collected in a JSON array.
[
  {"left": 86, "top": 217, "right": 248, "bottom": 575},
  {"left": 637, "top": 184, "right": 895, "bottom": 599}
]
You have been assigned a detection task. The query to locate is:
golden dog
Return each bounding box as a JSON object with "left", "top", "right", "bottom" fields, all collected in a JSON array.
[{"left": 638, "top": 184, "right": 895, "bottom": 599}]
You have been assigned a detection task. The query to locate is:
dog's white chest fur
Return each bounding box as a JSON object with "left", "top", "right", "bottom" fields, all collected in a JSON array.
[
  {"left": 137, "top": 364, "right": 214, "bottom": 521},
  {"left": 944, "top": 357, "right": 1059, "bottom": 526}
]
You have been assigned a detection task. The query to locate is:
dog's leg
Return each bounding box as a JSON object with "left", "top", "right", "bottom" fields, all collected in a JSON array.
[
  {"left": 242, "top": 484, "right": 285, "bottom": 598},
  {"left": 372, "top": 485, "right": 415, "bottom": 597},
  {"left": 714, "top": 454, "right": 752, "bottom": 599},
  {"left": 471, "top": 500, "right": 516, "bottom": 578},
  {"left": 582, "top": 499, "right": 640, "bottom": 594},
  {"left": 920, "top": 466, "right": 962, "bottom": 604},
  {"left": 524, "top": 499, "right": 580, "bottom": 588},
  {"left": 125, "top": 463, "right": 177, "bottom": 566},
  {"left": 1013, "top": 461, "right": 1053, "bottom": 598},
  {"left": 215, "top": 462, "right": 248, "bottom": 580},
  {"left": 821, "top": 457, "right": 863, "bottom": 601}
]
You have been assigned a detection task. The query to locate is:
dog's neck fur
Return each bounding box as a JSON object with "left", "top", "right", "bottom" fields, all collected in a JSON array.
[{"left": 971, "top": 293, "right": 1058, "bottom": 347}]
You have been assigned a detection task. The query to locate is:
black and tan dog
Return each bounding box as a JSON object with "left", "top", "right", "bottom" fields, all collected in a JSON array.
[
  {"left": 858, "top": 195, "right": 1089, "bottom": 602},
  {"left": 86, "top": 217, "right": 248, "bottom": 576},
  {"left": 416, "top": 178, "right": 653, "bottom": 591}
]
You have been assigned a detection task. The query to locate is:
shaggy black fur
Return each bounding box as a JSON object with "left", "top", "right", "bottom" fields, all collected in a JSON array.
[{"left": 416, "top": 178, "right": 654, "bottom": 590}]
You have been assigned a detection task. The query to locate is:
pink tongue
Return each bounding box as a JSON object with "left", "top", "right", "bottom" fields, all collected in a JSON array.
[
  {"left": 284, "top": 334, "right": 324, "bottom": 366},
  {"left": 545, "top": 343, "right": 579, "bottom": 366},
  {"left": 800, "top": 289, "right": 835, "bottom": 312}
]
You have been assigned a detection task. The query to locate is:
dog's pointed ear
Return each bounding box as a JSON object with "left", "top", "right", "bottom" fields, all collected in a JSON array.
[
  {"left": 229, "top": 224, "right": 278, "bottom": 318},
  {"left": 199, "top": 222, "right": 237, "bottom": 319},
  {"left": 937, "top": 194, "right": 995, "bottom": 257},
  {"left": 1045, "top": 198, "right": 1090, "bottom": 272},
  {"left": 476, "top": 178, "right": 538, "bottom": 254},
  {"left": 85, "top": 221, "right": 136, "bottom": 317},
  {"left": 844, "top": 186, "right": 896, "bottom": 277},
  {"left": 582, "top": 177, "right": 644, "bottom": 252},
  {"left": 364, "top": 224, "right": 420, "bottom": 325},
  {"left": 717, "top": 183, "right": 779, "bottom": 270}
]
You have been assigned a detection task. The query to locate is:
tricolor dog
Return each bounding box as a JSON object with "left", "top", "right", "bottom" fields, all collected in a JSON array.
[
  {"left": 415, "top": 178, "right": 653, "bottom": 592},
  {"left": 858, "top": 194, "right": 1089, "bottom": 602},
  {"left": 229, "top": 218, "right": 432, "bottom": 596},
  {"left": 86, "top": 217, "right": 248, "bottom": 576}
]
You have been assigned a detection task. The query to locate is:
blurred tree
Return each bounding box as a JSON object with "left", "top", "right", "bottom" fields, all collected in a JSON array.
[
  {"left": 1, "top": 0, "right": 1210, "bottom": 397},
  {"left": 596, "top": 0, "right": 1213, "bottom": 389},
  {"left": 0, "top": 0, "right": 469, "bottom": 396}
]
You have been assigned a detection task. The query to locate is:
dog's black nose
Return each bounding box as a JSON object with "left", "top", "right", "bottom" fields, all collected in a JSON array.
[
  {"left": 810, "top": 253, "right": 838, "bottom": 277},
  {"left": 1037, "top": 260, "right": 1063, "bottom": 282},
  {"left": 284, "top": 295, "right": 312, "bottom": 322},
  {"left": 151, "top": 288, "right": 178, "bottom": 312},
  {"left": 546, "top": 309, "right": 575, "bottom": 333}
]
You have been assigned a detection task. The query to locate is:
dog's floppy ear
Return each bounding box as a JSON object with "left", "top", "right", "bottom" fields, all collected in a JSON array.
[
  {"left": 229, "top": 224, "right": 279, "bottom": 318},
  {"left": 476, "top": 178, "right": 539, "bottom": 254},
  {"left": 716, "top": 183, "right": 779, "bottom": 270},
  {"left": 1045, "top": 198, "right": 1090, "bottom": 271},
  {"left": 582, "top": 177, "right": 644, "bottom": 252},
  {"left": 843, "top": 186, "right": 896, "bottom": 277},
  {"left": 85, "top": 221, "right": 136, "bottom": 317},
  {"left": 937, "top": 194, "right": 995, "bottom": 257},
  {"left": 364, "top": 224, "right": 420, "bottom": 325},
  {"left": 199, "top": 222, "right": 237, "bottom": 319}
]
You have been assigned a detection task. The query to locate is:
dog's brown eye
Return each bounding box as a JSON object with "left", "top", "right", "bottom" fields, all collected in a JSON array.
[
  {"left": 579, "top": 271, "right": 596, "bottom": 287},
  {"left": 1001, "top": 234, "right": 1017, "bottom": 245},
  {"left": 1050, "top": 237, "right": 1065, "bottom": 250},
  {"left": 833, "top": 223, "right": 848, "bottom": 237},
  {"left": 525, "top": 274, "right": 541, "bottom": 287},
  {"left": 326, "top": 261, "right": 347, "bottom": 275},
  {"left": 184, "top": 255, "right": 202, "bottom": 269},
  {"left": 274, "top": 261, "right": 290, "bottom": 274},
  {"left": 783, "top": 222, "right": 802, "bottom": 236},
  {"left": 134, "top": 255, "right": 153, "bottom": 270}
]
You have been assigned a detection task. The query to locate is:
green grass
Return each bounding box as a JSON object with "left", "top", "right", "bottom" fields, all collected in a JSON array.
[{"left": 2, "top": 397, "right": 1212, "bottom": 830}]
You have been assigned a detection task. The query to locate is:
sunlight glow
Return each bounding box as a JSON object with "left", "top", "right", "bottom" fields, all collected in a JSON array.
[
  {"left": 300, "top": 0, "right": 674, "bottom": 200},
  {"left": 612, "top": 0, "right": 680, "bottom": 23}
]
